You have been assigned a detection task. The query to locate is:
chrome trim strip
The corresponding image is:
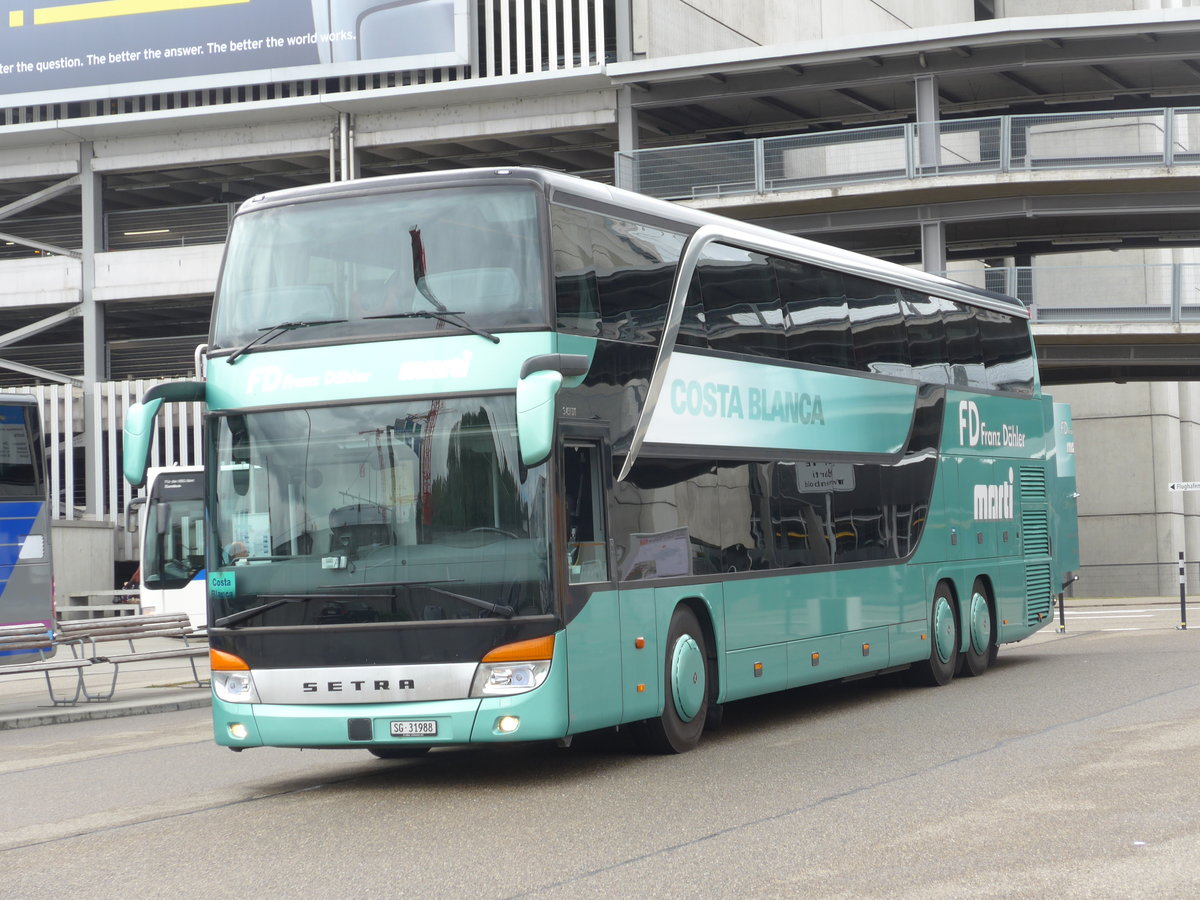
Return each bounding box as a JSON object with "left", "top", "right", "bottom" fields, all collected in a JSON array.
[
  {"left": 618, "top": 224, "right": 728, "bottom": 482},
  {"left": 252, "top": 662, "right": 478, "bottom": 704}
]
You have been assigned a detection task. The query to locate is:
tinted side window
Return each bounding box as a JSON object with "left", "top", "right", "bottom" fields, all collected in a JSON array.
[
  {"left": 844, "top": 275, "right": 909, "bottom": 376},
  {"left": 611, "top": 459, "right": 720, "bottom": 580},
  {"left": 901, "top": 290, "right": 949, "bottom": 384},
  {"left": 678, "top": 270, "right": 709, "bottom": 349},
  {"left": 551, "top": 203, "right": 686, "bottom": 345},
  {"left": 978, "top": 308, "right": 1035, "bottom": 394},
  {"left": 717, "top": 462, "right": 770, "bottom": 572},
  {"left": 774, "top": 258, "right": 854, "bottom": 370},
  {"left": 552, "top": 204, "right": 600, "bottom": 337},
  {"left": 698, "top": 246, "right": 785, "bottom": 358},
  {"left": 594, "top": 218, "right": 685, "bottom": 343},
  {"left": 770, "top": 462, "right": 835, "bottom": 567},
  {"left": 941, "top": 298, "right": 986, "bottom": 388}
]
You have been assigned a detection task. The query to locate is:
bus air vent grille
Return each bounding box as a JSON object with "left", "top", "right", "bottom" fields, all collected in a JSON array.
[
  {"left": 1025, "top": 563, "right": 1052, "bottom": 626},
  {"left": 1022, "top": 508, "right": 1050, "bottom": 557},
  {"left": 1019, "top": 466, "right": 1047, "bottom": 502}
]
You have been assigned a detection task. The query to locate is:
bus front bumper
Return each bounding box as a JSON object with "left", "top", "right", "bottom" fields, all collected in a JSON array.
[{"left": 212, "top": 681, "right": 569, "bottom": 750}]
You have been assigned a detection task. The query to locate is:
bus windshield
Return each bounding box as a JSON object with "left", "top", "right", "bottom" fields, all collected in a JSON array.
[
  {"left": 210, "top": 184, "right": 547, "bottom": 352},
  {"left": 0, "top": 404, "right": 44, "bottom": 499},
  {"left": 143, "top": 471, "right": 205, "bottom": 591},
  {"left": 209, "top": 396, "right": 552, "bottom": 626}
]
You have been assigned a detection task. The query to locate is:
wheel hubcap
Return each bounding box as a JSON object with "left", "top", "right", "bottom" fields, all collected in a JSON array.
[
  {"left": 671, "top": 635, "right": 705, "bottom": 722},
  {"left": 969, "top": 591, "right": 992, "bottom": 654},
  {"left": 933, "top": 596, "right": 956, "bottom": 664}
]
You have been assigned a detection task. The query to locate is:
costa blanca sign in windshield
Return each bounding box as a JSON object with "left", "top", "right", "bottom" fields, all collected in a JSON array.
[{"left": 0, "top": 0, "right": 469, "bottom": 106}]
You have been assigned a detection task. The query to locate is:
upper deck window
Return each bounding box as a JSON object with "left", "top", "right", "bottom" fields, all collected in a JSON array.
[{"left": 211, "top": 184, "right": 548, "bottom": 352}]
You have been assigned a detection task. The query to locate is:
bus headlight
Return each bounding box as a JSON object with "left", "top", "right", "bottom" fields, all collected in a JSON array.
[
  {"left": 470, "top": 659, "right": 551, "bottom": 697},
  {"left": 213, "top": 670, "right": 260, "bottom": 704},
  {"left": 469, "top": 634, "right": 555, "bottom": 697}
]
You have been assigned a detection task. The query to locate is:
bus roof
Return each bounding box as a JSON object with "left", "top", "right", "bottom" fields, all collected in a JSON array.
[{"left": 236, "top": 167, "right": 1027, "bottom": 318}]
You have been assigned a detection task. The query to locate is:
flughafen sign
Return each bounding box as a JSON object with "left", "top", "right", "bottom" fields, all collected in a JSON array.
[{"left": 0, "top": 0, "right": 470, "bottom": 105}]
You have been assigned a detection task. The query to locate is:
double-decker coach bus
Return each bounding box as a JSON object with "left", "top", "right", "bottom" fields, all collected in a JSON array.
[
  {"left": 0, "top": 395, "right": 55, "bottom": 662},
  {"left": 123, "top": 168, "right": 1078, "bottom": 756}
]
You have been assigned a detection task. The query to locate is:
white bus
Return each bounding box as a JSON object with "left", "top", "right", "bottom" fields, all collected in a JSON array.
[{"left": 130, "top": 466, "right": 206, "bottom": 627}]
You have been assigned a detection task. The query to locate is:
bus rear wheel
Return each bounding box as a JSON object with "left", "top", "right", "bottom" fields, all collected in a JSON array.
[
  {"left": 910, "top": 582, "right": 959, "bottom": 687},
  {"left": 961, "top": 579, "right": 996, "bottom": 677},
  {"left": 640, "top": 605, "right": 709, "bottom": 754}
]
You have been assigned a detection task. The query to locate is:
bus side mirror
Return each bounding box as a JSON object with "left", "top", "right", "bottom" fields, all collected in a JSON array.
[
  {"left": 123, "top": 399, "right": 164, "bottom": 489},
  {"left": 515, "top": 354, "right": 588, "bottom": 467},
  {"left": 516, "top": 370, "right": 563, "bottom": 467},
  {"left": 122, "top": 381, "right": 206, "bottom": 489},
  {"left": 125, "top": 495, "right": 146, "bottom": 533}
]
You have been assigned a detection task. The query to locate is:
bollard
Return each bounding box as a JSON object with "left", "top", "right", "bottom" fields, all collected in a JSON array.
[
  {"left": 1057, "top": 590, "right": 1066, "bottom": 633},
  {"left": 1179, "top": 551, "right": 1188, "bottom": 631}
]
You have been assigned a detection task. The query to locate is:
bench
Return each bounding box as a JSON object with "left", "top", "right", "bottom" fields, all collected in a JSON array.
[
  {"left": 56, "top": 612, "right": 208, "bottom": 702},
  {"left": 0, "top": 623, "right": 93, "bottom": 705}
]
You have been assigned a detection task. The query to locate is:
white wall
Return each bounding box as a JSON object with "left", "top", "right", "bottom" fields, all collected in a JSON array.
[
  {"left": 1052, "top": 380, "right": 1200, "bottom": 598},
  {"left": 51, "top": 519, "right": 116, "bottom": 602}
]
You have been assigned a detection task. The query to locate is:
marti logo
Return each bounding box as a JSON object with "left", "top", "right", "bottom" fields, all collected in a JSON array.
[
  {"left": 957, "top": 400, "right": 1025, "bottom": 449},
  {"left": 974, "top": 468, "right": 1015, "bottom": 522}
]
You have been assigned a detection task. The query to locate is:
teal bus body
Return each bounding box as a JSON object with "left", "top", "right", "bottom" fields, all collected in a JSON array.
[{"left": 123, "top": 168, "right": 1077, "bottom": 754}]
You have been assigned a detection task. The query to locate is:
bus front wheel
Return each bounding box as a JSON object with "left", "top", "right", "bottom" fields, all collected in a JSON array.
[
  {"left": 640, "top": 605, "right": 709, "bottom": 754},
  {"left": 910, "top": 582, "right": 959, "bottom": 687}
]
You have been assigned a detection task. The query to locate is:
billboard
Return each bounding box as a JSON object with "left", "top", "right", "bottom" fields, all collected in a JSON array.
[{"left": 0, "top": 0, "right": 471, "bottom": 106}]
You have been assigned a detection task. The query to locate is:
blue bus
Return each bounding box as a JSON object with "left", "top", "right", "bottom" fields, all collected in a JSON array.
[
  {"left": 124, "top": 168, "right": 1078, "bottom": 755},
  {"left": 0, "top": 395, "right": 55, "bottom": 662}
]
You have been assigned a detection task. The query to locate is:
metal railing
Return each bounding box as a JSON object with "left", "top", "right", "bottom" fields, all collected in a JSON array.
[
  {"left": 0, "top": 203, "right": 237, "bottom": 259},
  {"left": 616, "top": 107, "right": 1200, "bottom": 200},
  {"left": 946, "top": 263, "right": 1200, "bottom": 324}
]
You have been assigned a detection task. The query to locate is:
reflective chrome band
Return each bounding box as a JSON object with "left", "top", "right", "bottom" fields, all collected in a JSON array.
[{"left": 252, "top": 662, "right": 478, "bottom": 704}]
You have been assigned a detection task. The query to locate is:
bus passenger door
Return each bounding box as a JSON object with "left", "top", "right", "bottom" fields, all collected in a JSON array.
[{"left": 562, "top": 440, "right": 624, "bottom": 734}]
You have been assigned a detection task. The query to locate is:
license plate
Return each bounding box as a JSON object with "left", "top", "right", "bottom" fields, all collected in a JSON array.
[{"left": 390, "top": 719, "right": 437, "bottom": 737}]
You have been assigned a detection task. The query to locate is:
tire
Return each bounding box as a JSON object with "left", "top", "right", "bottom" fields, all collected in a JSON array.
[
  {"left": 961, "top": 579, "right": 996, "bottom": 677},
  {"left": 909, "top": 582, "right": 959, "bottom": 687},
  {"left": 368, "top": 745, "right": 431, "bottom": 759},
  {"left": 639, "top": 605, "right": 709, "bottom": 754}
]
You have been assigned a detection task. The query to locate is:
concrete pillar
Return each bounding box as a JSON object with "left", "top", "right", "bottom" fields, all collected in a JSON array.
[
  {"left": 617, "top": 86, "right": 638, "bottom": 190},
  {"left": 915, "top": 74, "right": 939, "bottom": 170},
  {"left": 80, "top": 142, "right": 105, "bottom": 519},
  {"left": 920, "top": 219, "right": 946, "bottom": 275},
  {"left": 615, "top": 0, "right": 633, "bottom": 62}
]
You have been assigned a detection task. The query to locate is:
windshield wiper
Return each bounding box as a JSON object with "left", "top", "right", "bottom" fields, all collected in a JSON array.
[
  {"left": 428, "top": 586, "right": 515, "bottom": 619},
  {"left": 390, "top": 225, "right": 500, "bottom": 344},
  {"left": 409, "top": 225, "right": 447, "bottom": 312},
  {"left": 365, "top": 309, "right": 499, "bottom": 343},
  {"left": 227, "top": 318, "right": 347, "bottom": 364},
  {"left": 214, "top": 592, "right": 360, "bottom": 628},
  {"left": 322, "top": 580, "right": 515, "bottom": 618}
]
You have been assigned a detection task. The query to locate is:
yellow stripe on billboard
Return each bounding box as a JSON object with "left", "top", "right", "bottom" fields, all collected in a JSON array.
[{"left": 33, "top": 0, "right": 249, "bottom": 26}]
